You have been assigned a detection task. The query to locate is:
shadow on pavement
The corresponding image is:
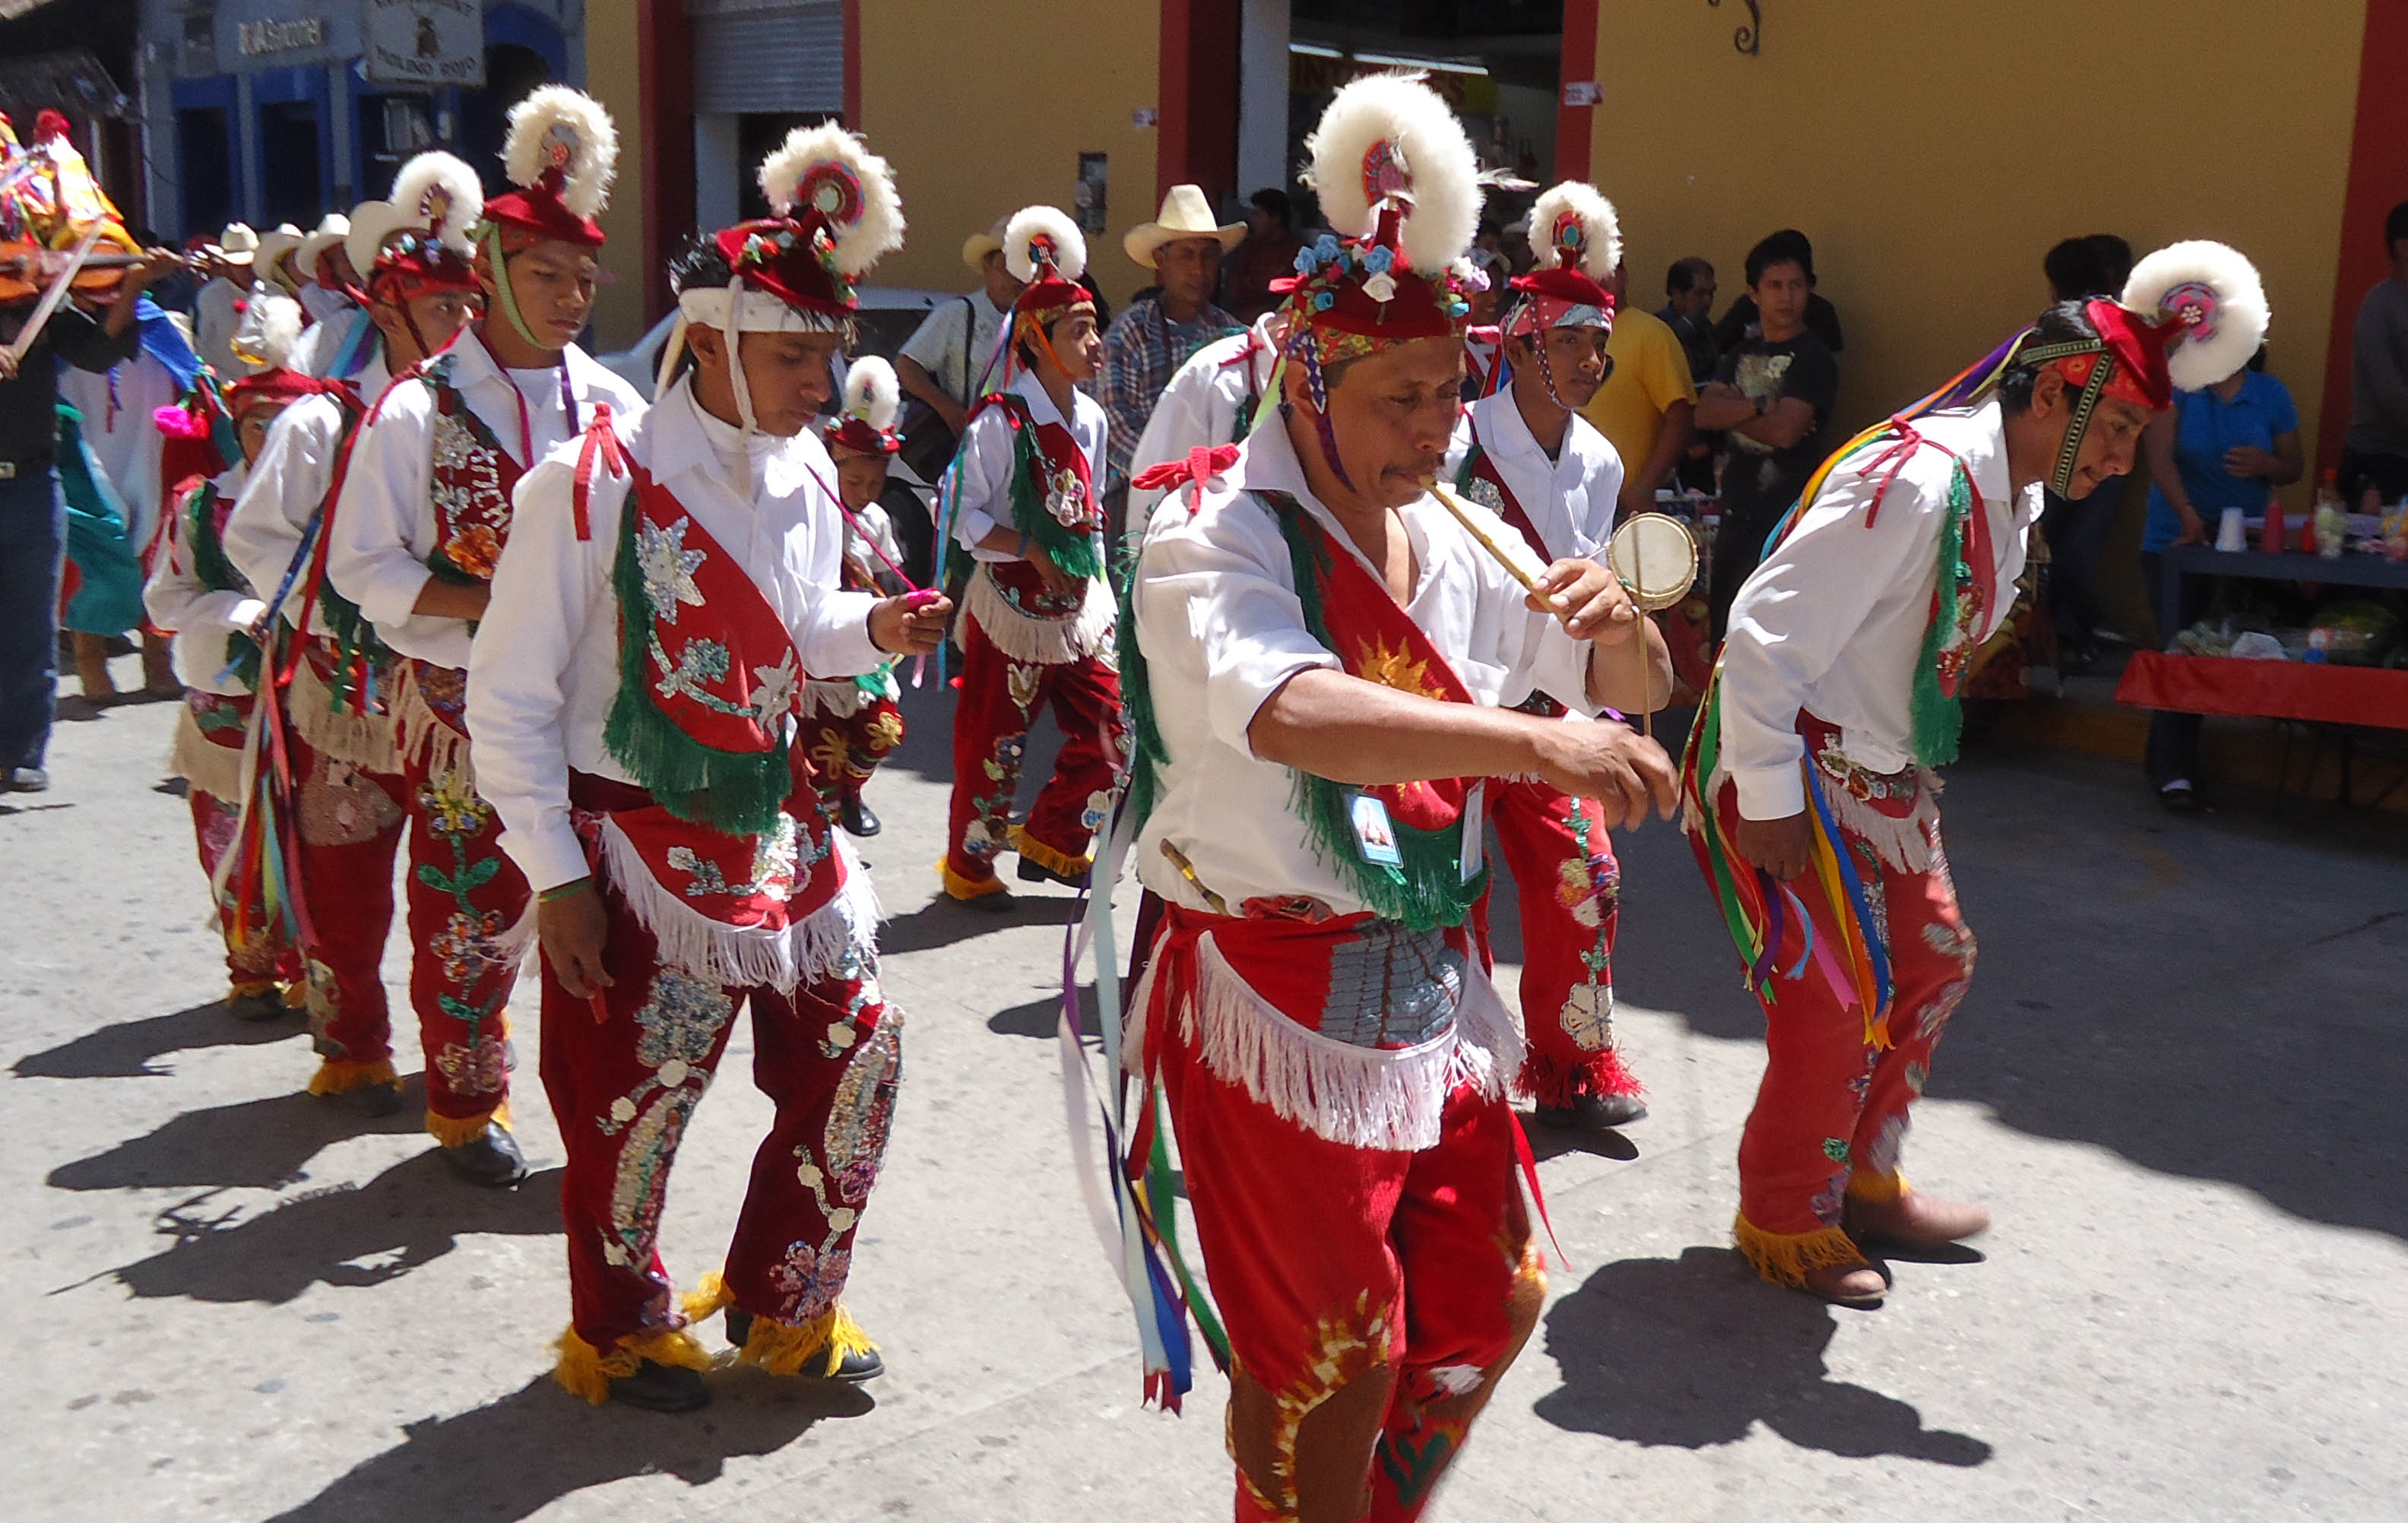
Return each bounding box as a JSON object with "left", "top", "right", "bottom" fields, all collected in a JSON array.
[
  {"left": 12, "top": 1000, "right": 307, "bottom": 1078},
  {"left": 989, "top": 985, "right": 1101, "bottom": 1040},
  {"left": 93, "top": 1154, "right": 563, "bottom": 1306},
  {"left": 875, "top": 891, "right": 1083, "bottom": 957},
  {"left": 262, "top": 1371, "right": 874, "bottom": 1523},
  {"left": 46, "top": 1081, "right": 429, "bottom": 1192},
  {"left": 1534, "top": 1246, "right": 1993, "bottom": 1465}
]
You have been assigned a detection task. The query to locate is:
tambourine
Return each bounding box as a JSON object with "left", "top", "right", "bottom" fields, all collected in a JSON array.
[{"left": 1606, "top": 511, "right": 1699, "bottom": 612}]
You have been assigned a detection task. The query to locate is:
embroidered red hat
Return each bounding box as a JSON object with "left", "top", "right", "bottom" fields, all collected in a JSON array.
[
  {"left": 1274, "top": 72, "right": 1484, "bottom": 368},
  {"left": 1003, "top": 205, "right": 1094, "bottom": 325},
  {"left": 478, "top": 86, "right": 617, "bottom": 251},
  {"left": 703, "top": 124, "right": 905, "bottom": 329},
  {"left": 350, "top": 151, "right": 483, "bottom": 302},
  {"left": 2048, "top": 241, "right": 2267, "bottom": 411},
  {"left": 1506, "top": 180, "right": 1618, "bottom": 339},
  {"left": 222, "top": 290, "right": 324, "bottom": 412},
  {"left": 825, "top": 355, "right": 902, "bottom": 456}
]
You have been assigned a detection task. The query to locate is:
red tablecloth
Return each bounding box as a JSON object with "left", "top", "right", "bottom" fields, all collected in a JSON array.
[{"left": 2115, "top": 651, "right": 2408, "bottom": 730}]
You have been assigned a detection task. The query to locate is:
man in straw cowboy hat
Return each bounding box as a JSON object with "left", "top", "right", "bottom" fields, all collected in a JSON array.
[
  {"left": 1111, "top": 74, "right": 1672, "bottom": 1520},
  {"left": 1098, "top": 184, "right": 1244, "bottom": 527},
  {"left": 1684, "top": 241, "right": 2269, "bottom": 1307},
  {"left": 471, "top": 123, "right": 946, "bottom": 1412}
]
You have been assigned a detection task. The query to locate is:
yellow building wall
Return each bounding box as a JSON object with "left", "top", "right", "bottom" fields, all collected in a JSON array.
[
  {"left": 1588, "top": 0, "right": 2363, "bottom": 467},
  {"left": 583, "top": 1, "right": 648, "bottom": 351},
  {"left": 859, "top": 1, "right": 1161, "bottom": 302}
]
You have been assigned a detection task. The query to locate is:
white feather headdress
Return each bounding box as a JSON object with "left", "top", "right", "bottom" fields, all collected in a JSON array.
[
  {"left": 502, "top": 85, "right": 618, "bottom": 220},
  {"left": 844, "top": 356, "right": 901, "bottom": 432},
  {"left": 1301, "top": 72, "right": 1481, "bottom": 275},
  {"left": 1003, "top": 205, "right": 1086, "bottom": 283},
  {"left": 2121, "top": 239, "right": 2269, "bottom": 393},
  {"left": 230, "top": 285, "right": 305, "bottom": 375},
  {"left": 390, "top": 151, "right": 483, "bottom": 255},
  {"left": 759, "top": 125, "right": 905, "bottom": 280},
  {"left": 1530, "top": 181, "right": 1621, "bottom": 281}
]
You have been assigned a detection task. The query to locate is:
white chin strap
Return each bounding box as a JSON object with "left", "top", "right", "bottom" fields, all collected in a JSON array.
[{"left": 671, "top": 281, "right": 841, "bottom": 493}]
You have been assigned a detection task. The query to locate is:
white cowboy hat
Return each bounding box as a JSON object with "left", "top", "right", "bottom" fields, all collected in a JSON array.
[
  {"left": 217, "top": 222, "right": 258, "bottom": 262},
  {"left": 297, "top": 212, "right": 353, "bottom": 283},
  {"left": 961, "top": 214, "right": 1009, "bottom": 273},
  {"left": 253, "top": 223, "right": 307, "bottom": 293},
  {"left": 1123, "top": 184, "right": 1244, "bottom": 266}
]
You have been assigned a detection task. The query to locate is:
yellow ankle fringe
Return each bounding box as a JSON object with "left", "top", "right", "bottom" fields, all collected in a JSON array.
[
  {"left": 426, "top": 1098, "right": 510, "bottom": 1148},
  {"left": 740, "top": 1303, "right": 878, "bottom": 1377},
  {"left": 281, "top": 980, "right": 309, "bottom": 1008},
  {"left": 1008, "top": 825, "right": 1092, "bottom": 879},
  {"left": 1845, "top": 1169, "right": 1909, "bottom": 1204},
  {"left": 1732, "top": 1213, "right": 1865, "bottom": 1288},
  {"left": 680, "top": 1270, "right": 733, "bottom": 1325},
  {"left": 550, "top": 1325, "right": 715, "bottom": 1406},
  {"left": 938, "top": 858, "right": 1010, "bottom": 901},
  {"left": 308, "top": 1056, "right": 398, "bottom": 1097}
]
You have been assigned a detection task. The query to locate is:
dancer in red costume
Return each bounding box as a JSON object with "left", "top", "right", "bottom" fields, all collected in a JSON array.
[{"left": 806, "top": 354, "right": 910, "bottom": 839}]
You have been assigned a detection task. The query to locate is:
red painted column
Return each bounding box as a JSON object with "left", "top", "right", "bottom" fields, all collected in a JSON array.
[
  {"left": 2315, "top": 0, "right": 2408, "bottom": 474},
  {"left": 1158, "top": 0, "right": 1240, "bottom": 203},
  {"left": 1556, "top": 0, "right": 1599, "bottom": 183},
  {"left": 637, "top": 0, "right": 695, "bottom": 328}
]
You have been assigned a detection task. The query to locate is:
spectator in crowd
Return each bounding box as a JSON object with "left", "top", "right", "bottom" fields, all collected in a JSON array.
[
  {"left": 1095, "top": 185, "right": 1242, "bottom": 525},
  {"left": 1714, "top": 227, "right": 1845, "bottom": 355},
  {"left": 0, "top": 248, "right": 182, "bottom": 792},
  {"left": 1468, "top": 218, "right": 1512, "bottom": 293},
  {"left": 1221, "top": 188, "right": 1306, "bottom": 323},
  {"left": 1580, "top": 258, "right": 1697, "bottom": 518},
  {"left": 1695, "top": 236, "right": 1841, "bottom": 640},
  {"left": 2140, "top": 348, "right": 2301, "bottom": 812},
  {"left": 2040, "top": 232, "right": 2134, "bottom": 668},
  {"left": 1661, "top": 255, "right": 1719, "bottom": 384},
  {"left": 895, "top": 217, "right": 1024, "bottom": 443},
  {"left": 2341, "top": 199, "right": 2408, "bottom": 502}
]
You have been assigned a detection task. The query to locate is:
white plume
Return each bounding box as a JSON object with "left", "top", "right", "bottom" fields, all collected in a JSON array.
[
  {"left": 1301, "top": 71, "right": 1481, "bottom": 276},
  {"left": 231, "top": 284, "right": 305, "bottom": 374},
  {"left": 2121, "top": 239, "right": 2270, "bottom": 393},
  {"left": 758, "top": 124, "right": 905, "bottom": 280},
  {"left": 844, "top": 355, "right": 901, "bottom": 432},
  {"left": 1003, "top": 205, "right": 1086, "bottom": 283},
  {"left": 390, "top": 151, "right": 484, "bottom": 255},
  {"left": 1529, "top": 181, "right": 1621, "bottom": 281},
  {"left": 502, "top": 85, "right": 619, "bottom": 220}
]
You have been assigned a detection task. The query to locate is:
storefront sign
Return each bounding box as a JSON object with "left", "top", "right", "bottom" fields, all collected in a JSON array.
[
  {"left": 236, "top": 17, "right": 325, "bottom": 58},
  {"left": 363, "top": 0, "right": 486, "bottom": 87}
]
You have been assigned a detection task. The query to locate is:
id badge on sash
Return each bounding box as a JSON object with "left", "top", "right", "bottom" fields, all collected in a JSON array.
[
  {"left": 1349, "top": 793, "right": 1402, "bottom": 867},
  {"left": 1459, "top": 781, "right": 1485, "bottom": 883}
]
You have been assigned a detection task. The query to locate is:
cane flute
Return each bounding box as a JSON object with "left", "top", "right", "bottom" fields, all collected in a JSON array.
[{"left": 1423, "top": 477, "right": 1543, "bottom": 594}]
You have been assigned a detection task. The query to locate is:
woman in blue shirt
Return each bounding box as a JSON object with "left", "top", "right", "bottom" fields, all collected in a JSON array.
[{"left": 2138, "top": 354, "right": 2304, "bottom": 810}]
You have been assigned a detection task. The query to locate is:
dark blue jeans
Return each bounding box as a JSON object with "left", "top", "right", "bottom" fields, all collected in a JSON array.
[{"left": 0, "top": 464, "right": 65, "bottom": 773}]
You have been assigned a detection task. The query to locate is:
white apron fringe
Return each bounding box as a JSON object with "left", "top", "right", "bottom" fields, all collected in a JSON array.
[
  {"left": 391, "top": 660, "right": 473, "bottom": 782},
  {"left": 287, "top": 655, "right": 404, "bottom": 774},
  {"left": 1151, "top": 932, "right": 1521, "bottom": 1153},
  {"left": 168, "top": 704, "right": 247, "bottom": 804},
  {"left": 965, "top": 565, "right": 1117, "bottom": 667},
  {"left": 595, "top": 815, "right": 881, "bottom": 994}
]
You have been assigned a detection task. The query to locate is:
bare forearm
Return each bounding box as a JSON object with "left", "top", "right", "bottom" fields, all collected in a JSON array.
[
  {"left": 1588, "top": 620, "right": 1672, "bottom": 713},
  {"left": 1694, "top": 388, "right": 1754, "bottom": 431},
  {"left": 1631, "top": 401, "right": 1692, "bottom": 496},
  {"left": 1249, "top": 668, "right": 1545, "bottom": 785}
]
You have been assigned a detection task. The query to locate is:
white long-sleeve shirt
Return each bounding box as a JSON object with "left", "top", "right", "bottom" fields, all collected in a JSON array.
[
  {"left": 467, "top": 378, "right": 886, "bottom": 894},
  {"left": 1720, "top": 399, "right": 2040, "bottom": 821},
  {"left": 224, "top": 353, "right": 391, "bottom": 637},
  {"left": 949, "top": 370, "right": 1108, "bottom": 562},
  {"left": 1457, "top": 387, "right": 1625, "bottom": 562},
  {"left": 1131, "top": 415, "right": 1599, "bottom": 917},
  {"left": 291, "top": 306, "right": 375, "bottom": 381},
  {"left": 1126, "top": 313, "right": 1280, "bottom": 537},
  {"left": 144, "top": 467, "right": 264, "bottom": 697},
  {"left": 59, "top": 351, "right": 180, "bottom": 557},
  {"left": 327, "top": 329, "right": 642, "bottom": 669}
]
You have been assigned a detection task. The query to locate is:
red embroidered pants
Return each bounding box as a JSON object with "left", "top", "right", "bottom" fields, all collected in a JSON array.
[
  {"left": 286, "top": 729, "right": 409, "bottom": 1088},
  {"left": 803, "top": 689, "right": 902, "bottom": 807},
  {"left": 1487, "top": 774, "right": 1640, "bottom": 1105},
  {"left": 539, "top": 875, "right": 899, "bottom": 1354},
  {"left": 1161, "top": 1034, "right": 1544, "bottom": 1522},
  {"left": 944, "top": 613, "right": 1124, "bottom": 893},
  {"left": 1718, "top": 783, "right": 1979, "bottom": 1278}
]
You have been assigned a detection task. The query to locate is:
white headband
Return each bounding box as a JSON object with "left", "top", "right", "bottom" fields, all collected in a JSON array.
[{"left": 674, "top": 286, "right": 843, "bottom": 334}]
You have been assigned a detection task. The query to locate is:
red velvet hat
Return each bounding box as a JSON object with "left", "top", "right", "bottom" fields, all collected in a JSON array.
[
  {"left": 825, "top": 355, "right": 902, "bottom": 456},
  {"left": 2023, "top": 241, "right": 2269, "bottom": 413},
  {"left": 1505, "top": 181, "right": 1618, "bottom": 339},
  {"left": 703, "top": 125, "right": 905, "bottom": 329},
  {"left": 351, "top": 151, "right": 483, "bottom": 302},
  {"left": 477, "top": 86, "right": 616, "bottom": 251},
  {"left": 1003, "top": 205, "right": 1094, "bottom": 325}
]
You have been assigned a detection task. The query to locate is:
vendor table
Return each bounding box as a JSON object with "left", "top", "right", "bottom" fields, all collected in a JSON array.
[
  {"left": 2156, "top": 543, "right": 2408, "bottom": 625},
  {"left": 2116, "top": 652, "right": 2408, "bottom": 809}
]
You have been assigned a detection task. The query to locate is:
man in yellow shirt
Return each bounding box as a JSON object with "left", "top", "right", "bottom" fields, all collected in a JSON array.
[{"left": 1581, "top": 260, "right": 1697, "bottom": 518}]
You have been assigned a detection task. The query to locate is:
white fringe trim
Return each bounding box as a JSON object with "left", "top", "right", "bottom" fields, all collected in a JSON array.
[
  {"left": 168, "top": 704, "right": 246, "bottom": 804},
  {"left": 965, "top": 565, "right": 1116, "bottom": 667},
  {"left": 594, "top": 815, "right": 880, "bottom": 994},
  {"left": 391, "top": 660, "right": 474, "bottom": 782},
  {"left": 1147, "top": 932, "right": 1522, "bottom": 1152},
  {"left": 287, "top": 656, "right": 404, "bottom": 774},
  {"left": 803, "top": 675, "right": 894, "bottom": 720}
]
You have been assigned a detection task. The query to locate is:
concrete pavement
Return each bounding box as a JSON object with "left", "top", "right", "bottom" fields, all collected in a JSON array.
[{"left": 4, "top": 660, "right": 2405, "bottom": 1522}]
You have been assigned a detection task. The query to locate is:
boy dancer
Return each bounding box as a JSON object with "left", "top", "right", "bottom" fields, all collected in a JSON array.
[{"left": 807, "top": 355, "right": 911, "bottom": 837}]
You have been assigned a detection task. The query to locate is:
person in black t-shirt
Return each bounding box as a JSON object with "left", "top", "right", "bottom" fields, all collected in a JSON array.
[
  {"left": 1695, "top": 239, "right": 1840, "bottom": 640},
  {"left": 1713, "top": 228, "right": 1846, "bottom": 356}
]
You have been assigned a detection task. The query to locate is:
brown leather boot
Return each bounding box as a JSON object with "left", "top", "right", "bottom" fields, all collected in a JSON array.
[
  {"left": 1846, "top": 1191, "right": 1991, "bottom": 1249},
  {"left": 1804, "top": 1259, "right": 1887, "bottom": 1307}
]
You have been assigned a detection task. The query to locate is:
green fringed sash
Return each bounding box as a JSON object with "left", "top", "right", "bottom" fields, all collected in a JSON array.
[
  {"left": 1907, "top": 460, "right": 1984, "bottom": 768},
  {"left": 983, "top": 391, "right": 1105, "bottom": 581},
  {"left": 1114, "top": 548, "right": 1170, "bottom": 833}
]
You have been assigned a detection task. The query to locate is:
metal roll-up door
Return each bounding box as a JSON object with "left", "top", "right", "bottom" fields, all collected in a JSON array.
[{"left": 689, "top": 0, "right": 844, "bottom": 115}]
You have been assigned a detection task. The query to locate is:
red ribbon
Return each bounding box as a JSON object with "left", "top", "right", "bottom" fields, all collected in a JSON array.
[{"left": 1130, "top": 442, "right": 1240, "bottom": 500}]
